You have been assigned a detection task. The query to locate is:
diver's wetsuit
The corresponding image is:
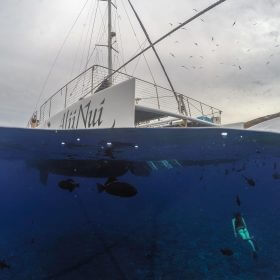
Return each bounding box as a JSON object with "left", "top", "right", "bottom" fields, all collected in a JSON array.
[{"left": 232, "top": 215, "right": 257, "bottom": 254}]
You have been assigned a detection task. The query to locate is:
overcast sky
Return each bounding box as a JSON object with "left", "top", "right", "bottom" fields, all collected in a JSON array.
[{"left": 0, "top": 0, "right": 280, "bottom": 126}]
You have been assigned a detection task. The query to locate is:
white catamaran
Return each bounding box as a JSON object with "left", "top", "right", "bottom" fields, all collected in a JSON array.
[{"left": 28, "top": 0, "right": 225, "bottom": 131}]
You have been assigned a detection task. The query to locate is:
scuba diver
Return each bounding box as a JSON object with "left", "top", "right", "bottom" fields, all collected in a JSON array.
[{"left": 232, "top": 212, "right": 257, "bottom": 259}]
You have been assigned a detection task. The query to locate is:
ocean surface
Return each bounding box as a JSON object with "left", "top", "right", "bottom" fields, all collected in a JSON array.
[{"left": 1, "top": 127, "right": 280, "bottom": 280}]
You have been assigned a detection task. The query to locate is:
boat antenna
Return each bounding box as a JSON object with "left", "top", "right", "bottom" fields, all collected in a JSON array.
[
  {"left": 126, "top": 0, "right": 180, "bottom": 111},
  {"left": 94, "top": 0, "right": 228, "bottom": 96}
]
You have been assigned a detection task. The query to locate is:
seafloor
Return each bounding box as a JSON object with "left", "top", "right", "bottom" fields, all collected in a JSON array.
[{"left": 0, "top": 127, "right": 280, "bottom": 279}]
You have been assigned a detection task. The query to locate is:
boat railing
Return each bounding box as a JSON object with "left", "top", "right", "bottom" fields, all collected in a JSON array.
[{"left": 39, "top": 65, "right": 222, "bottom": 125}]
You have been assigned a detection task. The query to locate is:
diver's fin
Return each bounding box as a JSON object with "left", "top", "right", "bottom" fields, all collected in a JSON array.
[
  {"left": 97, "top": 183, "right": 105, "bottom": 193},
  {"left": 105, "top": 177, "right": 117, "bottom": 185}
]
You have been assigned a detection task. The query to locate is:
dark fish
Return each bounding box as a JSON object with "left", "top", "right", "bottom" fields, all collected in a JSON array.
[
  {"left": 236, "top": 195, "right": 241, "bottom": 206},
  {"left": 58, "top": 179, "right": 79, "bottom": 192},
  {"left": 273, "top": 173, "right": 280, "bottom": 180},
  {"left": 243, "top": 176, "right": 255, "bottom": 187},
  {"left": 97, "top": 178, "right": 137, "bottom": 198},
  {"left": 0, "top": 260, "right": 10, "bottom": 269},
  {"left": 232, "top": 21, "right": 236, "bottom": 26},
  {"left": 220, "top": 248, "right": 234, "bottom": 256}
]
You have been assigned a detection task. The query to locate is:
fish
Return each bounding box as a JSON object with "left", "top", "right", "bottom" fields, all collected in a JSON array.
[
  {"left": 236, "top": 195, "right": 241, "bottom": 206},
  {"left": 220, "top": 248, "right": 234, "bottom": 256},
  {"left": 97, "top": 177, "right": 137, "bottom": 198},
  {"left": 243, "top": 176, "right": 255, "bottom": 187},
  {"left": 272, "top": 173, "right": 280, "bottom": 180},
  {"left": 0, "top": 260, "right": 10, "bottom": 270},
  {"left": 58, "top": 179, "right": 79, "bottom": 192}
]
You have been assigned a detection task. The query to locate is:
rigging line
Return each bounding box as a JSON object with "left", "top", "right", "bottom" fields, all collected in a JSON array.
[
  {"left": 115, "top": 7, "right": 127, "bottom": 73},
  {"left": 132, "top": 42, "right": 147, "bottom": 76},
  {"left": 132, "top": 55, "right": 142, "bottom": 76},
  {"left": 97, "top": 4, "right": 108, "bottom": 43},
  {"left": 86, "top": 4, "right": 108, "bottom": 65},
  {"left": 81, "top": 0, "right": 99, "bottom": 95},
  {"left": 84, "top": 0, "right": 99, "bottom": 70},
  {"left": 92, "top": 5, "right": 108, "bottom": 67},
  {"left": 68, "top": 0, "right": 99, "bottom": 98},
  {"left": 34, "top": 0, "right": 90, "bottom": 111},
  {"left": 127, "top": 0, "right": 177, "bottom": 108},
  {"left": 78, "top": 0, "right": 98, "bottom": 74},
  {"left": 120, "top": 0, "right": 157, "bottom": 85},
  {"left": 94, "top": 0, "right": 228, "bottom": 93},
  {"left": 113, "top": 39, "right": 148, "bottom": 81},
  {"left": 69, "top": 0, "right": 95, "bottom": 81}
]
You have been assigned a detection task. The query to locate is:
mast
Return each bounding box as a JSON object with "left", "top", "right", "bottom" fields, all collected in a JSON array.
[
  {"left": 127, "top": 0, "right": 181, "bottom": 112},
  {"left": 108, "top": 0, "right": 113, "bottom": 85},
  {"left": 97, "top": 0, "right": 227, "bottom": 92}
]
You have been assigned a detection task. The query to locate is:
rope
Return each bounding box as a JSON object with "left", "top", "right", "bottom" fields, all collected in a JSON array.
[
  {"left": 94, "top": 0, "right": 228, "bottom": 93},
  {"left": 34, "top": 0, "right": 90, "bottom": 112},
  {"left": 120, "top": 0, "right": 157, "bottom": 85},
  {"left": 69, "top": 0, "right": 95, "bottom": 81}
]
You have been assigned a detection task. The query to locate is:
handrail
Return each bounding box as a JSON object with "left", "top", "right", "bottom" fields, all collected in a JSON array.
[{"left": 38, "top": 65, "right": 222, "bottom": 124}]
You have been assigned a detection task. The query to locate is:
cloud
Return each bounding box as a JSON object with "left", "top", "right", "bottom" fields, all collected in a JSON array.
[{"left": 0, "top": 0, "right": 280, "bottom": 126}]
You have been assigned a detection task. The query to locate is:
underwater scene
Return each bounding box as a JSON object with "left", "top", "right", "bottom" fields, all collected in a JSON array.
[{"left": 1, "top": 127, "right": 280, "bottom": 279}]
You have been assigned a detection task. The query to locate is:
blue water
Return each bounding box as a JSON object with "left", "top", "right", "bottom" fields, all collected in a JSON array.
[{"left": 1, "top": 127, "right": 280, "bottom": 279}]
